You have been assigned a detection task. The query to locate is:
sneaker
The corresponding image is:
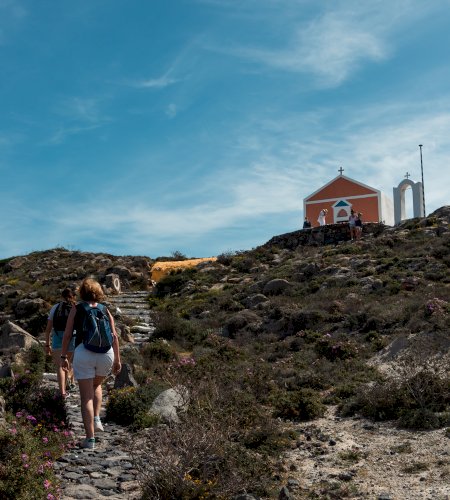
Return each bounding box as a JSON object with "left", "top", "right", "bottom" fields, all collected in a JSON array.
[
  {"left": 80, "top": 438, "right": 96, "bottom": 450},
  {"left": 94, "top": 417, "right": 104, "bottom": 432}
]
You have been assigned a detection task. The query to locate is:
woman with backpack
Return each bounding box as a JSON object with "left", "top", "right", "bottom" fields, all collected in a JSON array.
[
  {"left": 44, "top": 287, "right": 77, "bottom": 398},
  {"left": 60, "top": 278, "right": 122, "bottom": 450}
]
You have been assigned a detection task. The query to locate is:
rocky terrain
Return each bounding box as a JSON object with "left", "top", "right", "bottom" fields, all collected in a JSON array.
[{"left": 0, "top": 207, "right": 449, "bottom": 499}]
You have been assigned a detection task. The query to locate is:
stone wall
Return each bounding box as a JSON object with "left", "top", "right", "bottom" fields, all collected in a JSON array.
[{"left": 263, "top": 222, "right": 387, "bottom": 250}]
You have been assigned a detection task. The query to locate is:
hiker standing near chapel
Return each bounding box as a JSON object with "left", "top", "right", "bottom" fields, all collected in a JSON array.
[
  {"left": 44, "top": 287, "right": 76, "bottom": 398},
  {"left": 317, "top": 208, "right": 328, "bottom": 226},
  {"left": 60, "top": 278, "right": 121, "bottom": 449}
]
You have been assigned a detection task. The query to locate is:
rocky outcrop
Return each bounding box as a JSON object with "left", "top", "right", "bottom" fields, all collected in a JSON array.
[
  {"left": 150, "top": 386, "right": 189, "bottom": 424},
  {"left": 0, "top": 321, "right": 39, "bottom": 349}
]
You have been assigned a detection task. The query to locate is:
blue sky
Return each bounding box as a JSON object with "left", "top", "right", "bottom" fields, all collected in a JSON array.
[{"left": 1, "top": 0, "right": 449, "bottom": 259}]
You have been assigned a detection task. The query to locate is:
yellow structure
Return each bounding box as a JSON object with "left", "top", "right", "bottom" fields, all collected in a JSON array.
[{"left": 150, "top": 257, "right": 217, "bottom": 283}]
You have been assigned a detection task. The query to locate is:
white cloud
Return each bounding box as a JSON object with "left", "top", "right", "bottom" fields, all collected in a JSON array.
[
  {"left": 165, "top": 103, "right": 178, "bottom": 118},
  {"left": 133, "top": 75, "right": 179, "bottom": 89}
]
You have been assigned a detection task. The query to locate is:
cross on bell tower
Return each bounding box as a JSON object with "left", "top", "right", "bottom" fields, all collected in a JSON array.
[{"left": 338, "top": 167, "right": 344, "bottom": 176}]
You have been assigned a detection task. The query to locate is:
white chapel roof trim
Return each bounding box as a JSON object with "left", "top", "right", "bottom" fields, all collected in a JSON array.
[{"left": 304, "top": 174, "right": 380, "bottom": 202}]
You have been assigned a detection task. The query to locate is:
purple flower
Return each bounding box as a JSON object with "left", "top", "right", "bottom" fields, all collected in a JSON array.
[{"left": 42, "top": 437, "right": 49, "bottom": 444}]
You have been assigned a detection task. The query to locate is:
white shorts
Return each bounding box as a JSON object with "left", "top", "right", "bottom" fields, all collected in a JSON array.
[{"left": 73, "top": 344, "right": 114, "bottom": 380}]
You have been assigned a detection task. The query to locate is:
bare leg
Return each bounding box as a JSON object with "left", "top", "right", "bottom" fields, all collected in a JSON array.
[
  {"left": 67, "top": 352, "right": 74, "bottom": 387},
  {"left": 78, "top": 378, "right": 95, "bottom": 438},
  {"left": 93, "top": 376, "right": 105, "bottom": 418},
  {"left": 51, "top": 350, "right": 67, "bottom": 396}
]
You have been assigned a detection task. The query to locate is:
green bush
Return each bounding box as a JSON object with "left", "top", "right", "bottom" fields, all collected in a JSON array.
[
  {"left": 272, "top": 388, "right": 326, "bottom": 421},
  {"left": 315, "top": 336, "right": 359, "bottom": 361},
  {"left": 106, "top": 383, "right": 167, "bottom": 428},
  {"left": 153, "top": 312, "right": 207, "bottom": 348},
  {"left": 0, "top": 413, "right": 72, "bottom": 500},
  {"left": 141, "top": 340, "right": 175, "bottom": 364}
]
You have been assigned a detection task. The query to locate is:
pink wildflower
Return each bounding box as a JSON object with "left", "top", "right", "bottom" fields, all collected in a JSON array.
[
  {"left": 9, "top": 427, "right": 17, "bottom": 435},
  {"left": 42, "top": 437, "right": 49, "bottom": 444},
  {"left": 43, "top": 479, "right": 51, "bottom": 490}
]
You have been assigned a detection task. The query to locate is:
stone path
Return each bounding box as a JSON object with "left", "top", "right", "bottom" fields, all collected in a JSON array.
[
  {"left": 107, "top": 291, "right": 154, "bottom": 346},
  {"left": 52, "top": 291, "right": 154, "bottom": 499},
  {"left": 55, "top": 386, "right": 142, "bottom": 500}
]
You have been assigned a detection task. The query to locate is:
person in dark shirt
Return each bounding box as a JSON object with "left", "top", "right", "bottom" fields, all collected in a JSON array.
[{"left": 303, "top": 216, "right": 312, "bottom": 229}]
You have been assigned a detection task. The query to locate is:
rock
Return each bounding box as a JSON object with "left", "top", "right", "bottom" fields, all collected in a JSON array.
[
  {"left": 244, "top": 294, "right": 269, "bottom": 309},
  {"left": 63, "top": 484, "right": 100, "bottom": 499},
  {"left": 114, "top": 364, "right": 138, "bottom": 389},
  {"left": 378, "top": 494, "right": 392, "bottom": 500},
  {"left": 224, "top": 310, "right": 261, "bottom": 337},
  {"left": 4, "top": 256, "right": 28, "bottom": 272},
  {"left": 0, "top": 362, "right": 12, "bottom": 378},
  {"left": 150, "top": 386, "right": 189, "bottom": 424},
  {"left": 105, "top": 274, "right": 121, "bottom": 294},
  {"left": 233, "top": 495, "right": 258, "bottom": 500},
  {"left": 263, "top": 279, "right": 292, "bottom": 295},
  {"left": 106, "top": 266, "right": 133, "bottom": 280},
  {"left": 279, "top": 486, "right": 291, "bottom": 499},
  {"left": 130, "top": 325, "right": 153, "bottom": 334},
  {"left": 0, "top": 321, "right": 39, "bottom": 349},
  {"left": 14, "top": 298, "right": 47, "bottom": 318}
]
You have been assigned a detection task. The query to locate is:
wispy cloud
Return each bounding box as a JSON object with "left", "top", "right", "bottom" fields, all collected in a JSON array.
[
  {"left": 46, "top": 96, "right": 110, "bottom": 144},
  {"left": 165, "top": 103, "right": 178, "bottom": 118},
  {"left": 204, "top": 0, "right": 437, "bottom": 87},
  {"left": 132, "top": 75, "right": 179, "bottom": 89}
]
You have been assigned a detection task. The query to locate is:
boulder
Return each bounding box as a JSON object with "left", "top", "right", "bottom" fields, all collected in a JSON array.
[
  {"left": 0, "top": 321, "right": 39, "bottom": 349},
  {"left": 244, "top": 294, "right": 269, "bottom": 309},
  {"left": 114, "top": 363, "right": 138, "bottom": 389},
  {"left": 0, "top": 361, "right": 13, "bottom": 378},
  {"left": 14, "top": 298, "right": 47, "bottom": 318},
  {"left": 4, "top": 256, "right": 28, "bottom": 272},
  {"left": 150, "top": 386, "right": 189, "bottom": 424},
  {"left": 106, "top": 266, "right": 133, "bottom": 280},
  {"left": 224, "top": 310, "right": 261, "bottom": 337},
  {"left": 105, "top": 273, "right": 121, "bottom": 294},
  {"left": 263, "top": 279, "right": 292, "bottom": 296}
]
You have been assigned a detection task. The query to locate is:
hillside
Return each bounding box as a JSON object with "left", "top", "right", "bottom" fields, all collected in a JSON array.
[{"left": 0, "top": 207, "right": 449, "bottom": 499}]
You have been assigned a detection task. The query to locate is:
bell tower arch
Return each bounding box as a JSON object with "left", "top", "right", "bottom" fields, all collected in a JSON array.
[{"left": 393, "top": 177, "right": 424, "bottom": 224}]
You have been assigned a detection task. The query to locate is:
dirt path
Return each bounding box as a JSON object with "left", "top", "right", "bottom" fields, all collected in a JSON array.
[{"left": 283, "top": 407, "right": 450, "bottom": 499}]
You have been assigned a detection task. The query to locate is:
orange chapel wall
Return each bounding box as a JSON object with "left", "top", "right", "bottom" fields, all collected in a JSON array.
[
  {"left": 306, "top": 196, "right": 380, "bottom": 227},
  {"left": 307, "top": 177, "right": 376, "bottom": 202}
]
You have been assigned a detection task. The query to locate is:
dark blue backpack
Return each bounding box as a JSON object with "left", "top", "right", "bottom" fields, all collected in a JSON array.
[
  {"left": 52, "top": 301, "right": 72, "bottom": 333},
  {"left": 80, "top": 302, "right": 114, "bottom": 353}
]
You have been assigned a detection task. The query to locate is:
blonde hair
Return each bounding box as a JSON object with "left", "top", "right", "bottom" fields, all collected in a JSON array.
[{"left": 79, "top": 278, "right": 104, "bottom": 302}]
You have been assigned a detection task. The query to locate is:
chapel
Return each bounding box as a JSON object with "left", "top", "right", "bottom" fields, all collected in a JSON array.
[{"left": 303, "top": 169, "right": 394, "bottom": 227}]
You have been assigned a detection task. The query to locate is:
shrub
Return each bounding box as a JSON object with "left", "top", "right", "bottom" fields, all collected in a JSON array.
[
  {"left": 141, "top": 340, "right": 175, "bottom": 365},
  {"left": 153, "top": 312, "right": 207, "bottom": 348},
  {"left": 133, "top": 373, "right": 277, "bottom": 500},
  {"left": 216, "top": 251, "right": 235, "bottom": 266},
  {"left": 0, "top": 410, "right": 73, "bottom": 500},
  {"left": 315, "top": 335, "right": 359, "bottom": 361},
  {"left": 106, "top": 383, "right": 167, "bottom": 428},
  {"left": 5, "top": 374, "right": 69, "bottom": 430},
  {"left": 272, "top": 388, "right": 326, "bottom": 421}
]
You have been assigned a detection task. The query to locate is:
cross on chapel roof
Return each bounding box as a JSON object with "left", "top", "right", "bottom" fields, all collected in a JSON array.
[
  {"left": 338, "top": 167, "right": 344, "bottom": 176},
  {"left": 405, "top": 172, "right": 411, "bottom": 179}
]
